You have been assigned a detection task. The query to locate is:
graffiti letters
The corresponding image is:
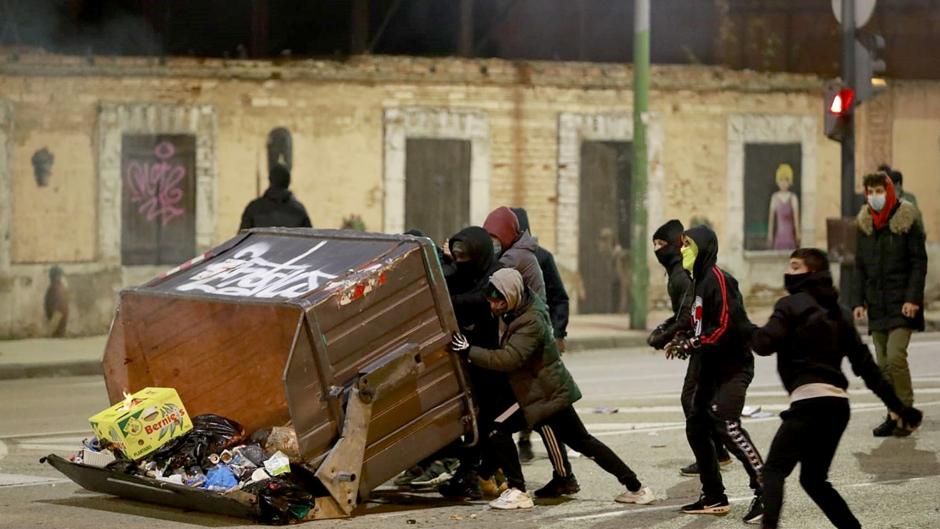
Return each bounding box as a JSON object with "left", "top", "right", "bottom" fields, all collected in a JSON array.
[
  {"left": 126, "top": 141, "right": 187, "bottom": 226},
  {"left": 175, "top": 242, "right": 338, "bottom": 299}
]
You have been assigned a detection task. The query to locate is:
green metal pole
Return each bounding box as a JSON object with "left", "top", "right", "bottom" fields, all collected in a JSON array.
[{"left": 630, "top": 0, "right": 650, "bottom": 330}]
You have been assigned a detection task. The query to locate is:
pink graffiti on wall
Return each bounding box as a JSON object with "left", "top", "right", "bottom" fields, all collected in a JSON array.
[{"left": 125, "top": 140, "right": 187, "bottom": 226}]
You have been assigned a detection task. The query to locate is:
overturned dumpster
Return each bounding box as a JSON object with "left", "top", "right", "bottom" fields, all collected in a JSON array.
[{"left": 46, "top": 229, "right": 477, "bottom": 522}]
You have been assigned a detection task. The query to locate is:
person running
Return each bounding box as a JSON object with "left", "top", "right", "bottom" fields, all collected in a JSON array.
[
  {"left": 665, "top": 225, "right": 764, "bottom": 523},
  {"left": 450, "top": 268, "right": 655, "bottom": 509},
  {"left": 750, "top": 248, "right": 923, "bottom": 529},
  {"left": 647, "top": 219, "right": 733, "bottom": 476}
]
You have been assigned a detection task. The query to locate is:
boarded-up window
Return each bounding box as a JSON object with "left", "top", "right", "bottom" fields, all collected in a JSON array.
[
  {"left": 405, "top": 138, "right": 471, "bottom": 244},
  {"left": 121, "top": 134, "right": 197, "bottom": 265},
  {"left": 579, "top": 140, "right": 632, "bottom": 314}
]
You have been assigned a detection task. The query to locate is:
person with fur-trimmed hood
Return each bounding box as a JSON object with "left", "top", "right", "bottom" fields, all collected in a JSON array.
[
  {"left": 665, "top": 225, "right": 765, "bottom": 523},
  {"left": 852, "top": 171, "right": 928, "bottom": 437},
  {"left": 449, "top": 268, "right": 655, "bottom": 510}
]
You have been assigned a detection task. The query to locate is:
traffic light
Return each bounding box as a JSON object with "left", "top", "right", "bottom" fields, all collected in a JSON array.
[
  {"left": 825, "top": 84, "right": 854, "bottom": 142},
  {"left": 854, "top": 33, "right": 886, "bottom": 103}
]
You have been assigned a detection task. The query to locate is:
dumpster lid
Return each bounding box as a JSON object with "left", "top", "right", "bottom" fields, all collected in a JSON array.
[{"left": 145, "top": 229, "right": 417, "bottom": 304}]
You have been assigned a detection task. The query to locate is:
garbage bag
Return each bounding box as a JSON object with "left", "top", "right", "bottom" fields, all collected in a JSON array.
[
  {"left": 204, "top": 465, "right": 238, "bottom": 491},
  {"left": 263, "top": 427, "right": 301, "bottom": 462},
  {"left": 150, "top": 414, "right": 246, "bottom": 471},
  {"left": 243, "top": 477, "right": 316, "bottom": 525}
]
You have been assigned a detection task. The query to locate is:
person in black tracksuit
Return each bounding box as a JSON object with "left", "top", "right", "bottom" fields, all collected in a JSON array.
[
  {"left": 749, "top": 248, "right": 923, "bottom": 529},
  {"left": 239, "top": 165, "right": 312, "bottom": 230},
  {"left": 648, "top": 220, "right": 732, "bottom": 475},
  {"left": 665, "top": 225, "right": 765, "bottom": 522},
  {"left": 509, "top": 208, "right": 578, "bottom": 496}
]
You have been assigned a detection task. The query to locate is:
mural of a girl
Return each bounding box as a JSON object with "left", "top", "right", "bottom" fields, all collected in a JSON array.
[{"left": 767, "top": 163, "right": 800, "bottom": 250}]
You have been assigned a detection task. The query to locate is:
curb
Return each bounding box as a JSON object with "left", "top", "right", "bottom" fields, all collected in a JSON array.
[
  {"left": 0, "top": 360, "right": 103, "bottom": 381},
  {"left": 565, "top": 335, "right": 650, "bottom": 352}
]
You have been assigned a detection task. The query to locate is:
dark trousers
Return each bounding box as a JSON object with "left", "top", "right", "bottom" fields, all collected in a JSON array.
[
  {"left": 537, "top": 405, "right": 642, "bottom": 491},
  {"left": 519, "top": 426, "right": 574, "bottom": 477},
  {"left": 762, "top": 397, "right": 858, "bottom": 529},
  {"left": 686, "top": 358, "right": 764, "bottom": 498},
  {"left": 478, "top": 405, "right": 528, "bottom": 491},
  {"left": 681, "top": 360, "right": 731, "bottom": 461}
]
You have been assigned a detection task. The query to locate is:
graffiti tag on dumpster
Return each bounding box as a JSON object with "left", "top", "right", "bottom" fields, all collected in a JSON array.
[{"left": 174, "top": 242, "right": 338, "bottom": 299}]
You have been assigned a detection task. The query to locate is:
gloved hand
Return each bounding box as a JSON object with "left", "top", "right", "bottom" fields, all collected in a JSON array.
[
  {"left": 647, "top": 323, "right": 670, "bottom": 350},
  {"left": 665, "top": 334, "right": 700, "bottom": 360},
  {"left": 898, "top": 406, "right": 923, "bottom": 431},
  {"left": 449, "top": 332, "right": 470, "bottom": 354}
]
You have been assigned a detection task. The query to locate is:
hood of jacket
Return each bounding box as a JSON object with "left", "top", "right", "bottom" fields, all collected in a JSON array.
[
  {"left": 489, "top": 267, "right": 526, "bottom": 312},
  {"left": 449, "top": 226, "right": 496, "bottom": 285},
  {"left": 484, "top": 207, "right": 520, "bottom": 251},
  {"left": 787, "top": 270, "right": 840, "bottom": 313},
  {"left": 684, "top": 225, "right": 719, "bottom": 279},
  {"left": 511, "top": 207, "right": 531, "bottom": 234},
  {"left": 856, "top": 200, "right": 918, "bottom": 236},
  {"left": 653, "top": 219, "right": 684, "bottom": 272}
]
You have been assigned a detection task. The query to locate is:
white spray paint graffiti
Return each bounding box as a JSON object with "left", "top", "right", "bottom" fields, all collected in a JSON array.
[{"left": 175, "top": 241, "right": 338, "bottom": 299}]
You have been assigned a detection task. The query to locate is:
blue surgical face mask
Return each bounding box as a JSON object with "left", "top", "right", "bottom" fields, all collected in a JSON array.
[{"left": 868, "top": 193, "right": 886, "bottom": 212}]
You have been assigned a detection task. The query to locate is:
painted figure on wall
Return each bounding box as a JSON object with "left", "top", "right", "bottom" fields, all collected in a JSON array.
[{"left": 767, "top": 163, "right": 800, "bottom": 250}]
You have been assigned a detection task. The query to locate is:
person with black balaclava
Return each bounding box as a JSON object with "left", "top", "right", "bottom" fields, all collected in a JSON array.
[
  {"left": 239, "top": 165, "right": 312, "bottom": 230},
  {"left": 647, "top": 220, "right": 733, "bottom": 477},
  {"left": 664, "top": 225, "right": 765, "bottom": 524},
  {"left": 750, "top": 248, "right": 923, "bottom": 529}
]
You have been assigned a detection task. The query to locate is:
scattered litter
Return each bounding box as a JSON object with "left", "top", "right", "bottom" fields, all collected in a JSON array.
[
  {"left": 741, "top": 405, "right": 762, "bottom": 418},
  {"left": 264, "top": 451, "right": 292, "bottom": 476},
  {"left": 406, "top": 520, "right": 417, "bottom": 525},
  {"left": 750, "top": 411, "right": 775, "bottom": 419},
  {"left": 650, "top": 444, "right": 667, "bottom": 448},
  {"left": 592, "top": 407, "right": 619, "bottom": 414},
  {"left": 450, "top": 515, "right": 463, "bottom": 521},
  {"left": 205, "top": 465, "right": 239, "bottom": 491}
]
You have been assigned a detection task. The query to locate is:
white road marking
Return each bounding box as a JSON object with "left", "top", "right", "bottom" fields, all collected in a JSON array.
[
  {"left": 0, "top": 440, "right": 7, "bottom": 462},
  {"left": 18, "top": 444, "right": 82, "bottom": 452},
  {"left": 0, "top": 430, "right": 92, "bottom": 440},
  {"left": 0, "top": 473, "right": 71, "bottom": 489},
  {"left": 557, "top": 475, "right": 940, "bottom": 522}
]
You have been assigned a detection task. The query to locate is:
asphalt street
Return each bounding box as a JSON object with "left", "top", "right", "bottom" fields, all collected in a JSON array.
[{"left": 1, "top": 337, "right": 939, "bottom": 528}]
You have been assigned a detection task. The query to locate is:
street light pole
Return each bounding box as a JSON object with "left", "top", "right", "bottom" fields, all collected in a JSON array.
[
  {"left": 839, "top": 0, "right": 857, "bottom": 301},
  {"left": 630, "top": 0, "right": 650, "bottom": 330}
]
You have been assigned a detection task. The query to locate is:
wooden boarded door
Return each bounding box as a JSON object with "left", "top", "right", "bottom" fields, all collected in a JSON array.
[
  {"left": 405, "top": 138, "right": 471, "bottom": 244},
  {"left": 579, "top": 140, "right": 632, "bottom": 314},
  {"left": 121, "top": 134, "right": 197, "bottom": 265}
]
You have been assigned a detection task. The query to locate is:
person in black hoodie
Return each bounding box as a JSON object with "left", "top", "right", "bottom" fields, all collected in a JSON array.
[
  {"left": 666, "top": 225, "right": 765, "bottom": 523},
  {"left": 750, "top": 248, "right": 923, "bottom": 529},
  {"left": 647, "top": 220, "right": 732, "bottom": 475},
  {"left": 239, "top": 165, "right": 312, "bottom": 230},
  {"left": 435, "top": 226, "right": 523, "bottom": 500}
]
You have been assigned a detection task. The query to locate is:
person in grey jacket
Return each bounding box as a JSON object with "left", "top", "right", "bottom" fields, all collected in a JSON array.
[
  {"left": 484, "top": 207, "right": 546, "bottom": 300},
  {"left": 450, "top": 269, "right": 655, "bottom": 509}
]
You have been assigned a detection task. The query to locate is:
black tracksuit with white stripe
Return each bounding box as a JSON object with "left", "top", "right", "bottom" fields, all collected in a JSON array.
[{"left": 682, "top": 226, "right": 764, "bottom": 500}]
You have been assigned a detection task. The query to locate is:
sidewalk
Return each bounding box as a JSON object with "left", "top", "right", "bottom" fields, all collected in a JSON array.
[{"left": 1, "top": 310, "right": 938, "bottom": 380}]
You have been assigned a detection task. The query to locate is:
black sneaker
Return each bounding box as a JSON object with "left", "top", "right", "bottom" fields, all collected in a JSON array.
[
  {"left": 518, "top": 439, "right": 535, "bottom": 463},
  {"left": 410, "top": 460, "right": 457, "bottom": 487},
  {"left": 742, "top": 494, "right": 763, "bottom": 524},
  {"left": 681, "top": 495, "right": 731, "bottom": 516},
  {"left": 679, "top": 458, "right": 732, "bottom": 476},
  {"left": 438, "top": 470, "right": 482, "bottom": 500},
  {"left": 534, "top": 473, "right": 580, "bottom": 498},
  {"left": 873, "top": 415, "right": 896, "bottom": 437},
  {"left": 394, "top": 465, "right": 425, "bottom": 487}
]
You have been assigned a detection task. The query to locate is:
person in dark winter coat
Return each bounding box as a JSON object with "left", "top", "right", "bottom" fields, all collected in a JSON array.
[
  {"left": 509, "top": 208, "right": 574, "bottom": 479},
  {"left": 239, "top": 165, "right": 312, "bottom": 230},
  {"left": 647, "top": 220, "right": 732, "bottom": 475},
  {"left": 665, "top": 225, "right": 765, "bottom": 523},
  {"left": 852, "top": 172, "right": 928, "bottom": 437},
  {"left": 750, "top": 248, "right": 923, "bottom": 529},
  {"left": 450, "top": 268, "right": 655, "bottom": 509},
  {"left": 483, "top": 207, "right": 546, "bottom": 300}
]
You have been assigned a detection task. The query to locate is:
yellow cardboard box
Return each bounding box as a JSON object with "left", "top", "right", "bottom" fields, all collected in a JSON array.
[{"left": 89, "top": 387, "right": 193, "bottom": 460}]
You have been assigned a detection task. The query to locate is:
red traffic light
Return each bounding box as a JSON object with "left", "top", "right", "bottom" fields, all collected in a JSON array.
[{"left": 828, "top": 88, "right": 855, "bottom": 116}]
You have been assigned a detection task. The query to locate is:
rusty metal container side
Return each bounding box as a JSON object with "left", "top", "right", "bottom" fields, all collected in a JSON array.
[{"left": 101, "top": 229, "right": 473, "bottom": 500}]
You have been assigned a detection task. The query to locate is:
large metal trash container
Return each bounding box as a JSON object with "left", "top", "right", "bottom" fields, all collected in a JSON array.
[{"left": 47, "top": 228, "right": 476, "bottom": 521}]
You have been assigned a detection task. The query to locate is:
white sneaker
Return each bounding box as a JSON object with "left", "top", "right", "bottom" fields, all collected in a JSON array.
[
  {"left": 488, "top": 488, "right": 535, "bottom": 510},
  {"left": 615, "top": 486, "right": 656, "bottom": 505}
]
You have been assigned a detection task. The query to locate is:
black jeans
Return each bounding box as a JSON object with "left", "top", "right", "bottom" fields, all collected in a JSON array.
[
  {"left": 681, "top": 359, "right": 731, "bottom": 461},
  {"left": 537, "top": 405, "right": 642, "bottom": 491},
  {"left": 478, "top": 404, "right": 528, "bottom": 491},
  {"left": 762, "top": 397, "right": 858, "bottom": 529},
  {"left": 686, "top": 358, "right": 764, "bottom": 499}
]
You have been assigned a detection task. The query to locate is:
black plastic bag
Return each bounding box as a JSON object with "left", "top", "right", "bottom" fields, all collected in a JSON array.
[
  {"left": 150, "top": 414, "right": 246, "bottom": 471},
  {"left": 243, "top": 477, "right": 316, "bottom": 525}
]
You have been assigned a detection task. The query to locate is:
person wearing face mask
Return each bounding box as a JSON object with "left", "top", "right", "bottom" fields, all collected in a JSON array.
[
  {"left": 852, "top": 172, "right": 928, "bottom": 438},
  {"left": 647, "top": 220, "right": 733, "bottom": 476},
  {"left": 449, "top": 268, "right": 655, "bottom": 509},
  {"left": 749, "top": 248, "right": 923, "bottom": 529},
  {"left": 665, "top": 225, "right": 765, "bottom": 524}
]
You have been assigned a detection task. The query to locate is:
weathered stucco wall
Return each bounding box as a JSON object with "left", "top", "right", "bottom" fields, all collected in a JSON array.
[{"left": 0, "top": 54, "right": 937, "bottom": 337}]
